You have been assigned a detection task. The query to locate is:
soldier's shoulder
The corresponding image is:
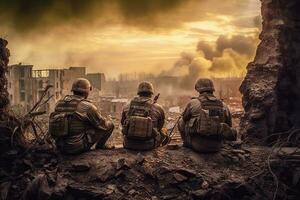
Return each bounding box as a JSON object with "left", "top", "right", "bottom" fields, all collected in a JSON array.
[
  {"left": 78, "top": 99, "right": 98, "bottom": 111},
  {"left": 189, "top": 97, "right": 201, "bottom": 104},
  {"left": 153, "top": 103, "right": 164, "bottom": 113},
  {"left": 122, "top": 102, "right": 130, "bottom": 111}
]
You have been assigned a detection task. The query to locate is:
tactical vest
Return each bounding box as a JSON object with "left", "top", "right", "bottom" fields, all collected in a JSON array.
[
  {"left": 49, "top": 96, "right": 84, "bottom": 139},
  {"left": 185, "top": 94, "right": 225, "bottom": 139},
  {"left": 123, "top": 97, "right": 154, "bottom": 141}
]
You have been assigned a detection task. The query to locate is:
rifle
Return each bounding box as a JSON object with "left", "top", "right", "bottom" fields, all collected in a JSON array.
[
  {"left": 153, "top": 93, "right": 160, "bottom": 104},
  {"left": 168, "top": 115, "right": 182, "bottom": 138}
]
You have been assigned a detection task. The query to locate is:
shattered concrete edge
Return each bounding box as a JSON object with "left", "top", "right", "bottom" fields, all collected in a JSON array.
[
  {"left": 240, "top": 0, "right": 300, "bottom": 144},
  {"left": 0, "top": 38, "right": 10, "bottom": 112}
]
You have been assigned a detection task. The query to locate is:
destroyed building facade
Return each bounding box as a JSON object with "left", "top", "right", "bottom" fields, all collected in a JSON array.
[
  {"left": 240, "top": 0, "right": 300, "bottom": 144},
  {"left": 7, "top": 64, "right": 105, "bottom": 113}
]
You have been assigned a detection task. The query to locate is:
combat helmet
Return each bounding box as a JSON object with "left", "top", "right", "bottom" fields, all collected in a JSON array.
[
  {"left": 137, "top": 81, "right": 154, "bottom": 95},
  {"left": 195, "top": 78, "right": 215, "bottom": 93},
  {"left": 71, "top": 78, "right": 92, "bottom": 93}
]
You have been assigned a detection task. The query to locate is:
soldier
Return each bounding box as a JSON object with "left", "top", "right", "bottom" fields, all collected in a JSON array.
[
  {"left": 178, "top": 78, "right": 237, "bottom": 153},
  {"left": 121, "top": 81, "right": 169, "bottom": 150},
  {"left": 49, "top": 78, "right": 114, "bottom": 155}
]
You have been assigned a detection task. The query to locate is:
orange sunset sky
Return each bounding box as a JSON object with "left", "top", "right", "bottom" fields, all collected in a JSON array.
[{"left": 0, "top": 0, "right": 261, "bottom": 78}]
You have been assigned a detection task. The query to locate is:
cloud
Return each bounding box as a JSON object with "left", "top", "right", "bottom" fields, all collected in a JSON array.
[
  {"left": 1, "top": 0, "right": 261, "bottom": 79},
  {"left": 216, "top": 35, "right": 257, "bottom": 56},
  {"left": 0, "top": 0, "right": 260, "bottom": 34},
  {"left": 0, "top": 0, "right": 189, "bottom": 33}
]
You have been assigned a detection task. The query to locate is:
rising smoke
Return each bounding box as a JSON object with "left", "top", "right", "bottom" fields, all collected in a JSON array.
[{"left": 165, "top": 33, "right": 259, "bottom": 89}]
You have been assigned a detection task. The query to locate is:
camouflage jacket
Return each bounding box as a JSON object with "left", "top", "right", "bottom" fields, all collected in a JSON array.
[{"left": 53, "top": 95, "right": 111, "bottom": 153}]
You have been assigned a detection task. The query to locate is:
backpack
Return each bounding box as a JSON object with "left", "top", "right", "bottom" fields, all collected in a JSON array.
[
  {"left": 123, "top": 97, "right": 154, "bottom": 140},
  {"left": 185, "top": 94, "right": 225, "bottom": 139},
  {"left": 49, "top": 96, "right": 82, "bottom": 139}
]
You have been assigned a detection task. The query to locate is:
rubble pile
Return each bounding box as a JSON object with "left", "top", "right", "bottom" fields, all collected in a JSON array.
[
  {"left": 1, "top": 138, "right": 299, "bottom": 200},
  {"left": 19, "top": 144, "right": 277, "bottom": 200},
  {"left": 240, "top": 0, "right": 300, "bottom": 144},
  {"left": 270, "top": 147, "right": 300, "bottom": 196}
]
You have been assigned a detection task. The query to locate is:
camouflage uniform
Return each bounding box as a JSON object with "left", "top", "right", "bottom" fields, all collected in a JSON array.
[
  {"left": 49, "top": 79, "right": 114, "bottom": 155},
  {"left": 121, "top": 82, "right": 167, "bottom": 150},
  {"left": 178, "top": 79, "right": 237, "bottom": 153}
]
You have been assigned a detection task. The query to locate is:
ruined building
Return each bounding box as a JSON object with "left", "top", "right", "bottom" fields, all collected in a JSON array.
[
  {"left": 7, "top": 64, "right": 105, "bottom": 113},
  {"left": 7, "top": 64, "right": 34, "bottom": 112},
  {"left": 240, "top": 0, "right": 300, "bottom": 144}
]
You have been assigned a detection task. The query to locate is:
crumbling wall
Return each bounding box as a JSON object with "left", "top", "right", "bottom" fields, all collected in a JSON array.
[
  {"left": 240, "top": 0, "right": 300, "bottom": 144},
  {"left": 0, "top": 38, "right": 10, "bottom": 114}
]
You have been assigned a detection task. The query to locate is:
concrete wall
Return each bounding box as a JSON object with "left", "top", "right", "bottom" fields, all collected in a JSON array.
[{"left": 7, "top": 64, "right": 34, "bottom": 112}]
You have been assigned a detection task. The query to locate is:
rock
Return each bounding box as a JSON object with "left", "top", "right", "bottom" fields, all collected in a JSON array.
[
  {"left": 142, "top": 164, "right": 155, "bottom": 177},
  {"left": 176, "top": 168, "right": 197, "bottom": 177},
  {"left": 66, "top": 183, "right": 107, "bottom": 199},
  {"left": 0, "top": 181, "right": 11, "bottom": 200},
  {"left": 116, "top": 158, "right": 130, "bottom": 170},
  {"left": 0, "top": 38, "right": 10, "bottom": 111},
  {"left": 128, "top": 189, "right": 136, "bottom": 195},
  {"left": 166, "top": 144, "right": 180, "bottom": 150},
  {"left": 231, "top": 156, "right": 240, "bottom": 163},
  {"left": 114, "top": 169, "right": 125, "bottom": 178},
  {"left": 232, "top": 149, "right": 246, "bottom": 154},
  {"left": 173, "top": 173, "right": 188, "bottom": 183},
  {"left": 105, "top": 184, "right": 116, "bottom": 195},
  {"left": 191, "top": 189, "right": 208, "bottom": 198},
  {"left": 237, "top": 154, "right": 246, "bottom": 162},
  {"left": 70, "top": 161, "right": 91, "bottom": 172},
  {"left": 151, "top": 196, "right": 159, "bottom": 200},
  {"left": 94, "top": 166, "right": 116, "bottom": 182},
  {"left": 136, "top": 153, "right": 145, "bottom": 164},
  {"left": 161, "top": 194, "right": 178, "bottom": 200},
  {"left": 201, "top": 180, "right": 209, "bottom": 189},
  {"left": 22, "top": 174, "right": 52, "bottom": 200},
  {"left": 240, "top": 0, "right": 300, "bottom": 145}
]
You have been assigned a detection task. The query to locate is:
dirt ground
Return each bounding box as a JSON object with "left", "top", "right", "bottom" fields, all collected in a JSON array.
[{"left": 1, "top": 114, "right": 298, "bottom": 200}]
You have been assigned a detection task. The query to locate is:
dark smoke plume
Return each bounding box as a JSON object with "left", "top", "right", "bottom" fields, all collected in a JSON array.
[
  {"left": 0, "top": 0, "right": 188, "bottom": 33},
  {"left": 167, "top": 32, "right": 259, "bottom": 89}
]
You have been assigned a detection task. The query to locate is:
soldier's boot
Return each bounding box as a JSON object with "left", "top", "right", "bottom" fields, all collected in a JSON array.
[{"left": 177, "top": 119, "right": 189, "bottom": 147}]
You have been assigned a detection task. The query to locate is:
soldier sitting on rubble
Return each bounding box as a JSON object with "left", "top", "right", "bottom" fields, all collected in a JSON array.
[
  {"left": 121, "top": 81, "right": 170, "bottom": 150},
  {"left": 49, "top": 78, "right": 114, "bottom": 155},
  {"left": 178, "top": 78, "right": 237, "bottom": 153}
]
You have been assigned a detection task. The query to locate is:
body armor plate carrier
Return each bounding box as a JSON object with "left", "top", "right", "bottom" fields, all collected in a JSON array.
[
  {"left": 49, "top": 96, "right": 82, "bottom": 139},
  {"left": 123, "top": 97, "right": 154, "bottom": 140},
  {"left": 185, "top": 94, "right": 225, "bottom": 139}
]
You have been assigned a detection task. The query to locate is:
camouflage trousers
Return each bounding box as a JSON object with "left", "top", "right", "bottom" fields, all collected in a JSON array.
[
  {"left": 57, "top": 122, "right": 114, "bottom": 155},
  {"left": 178, "top": 119, "right": 223, "bottom": 153},
  {"left": 123, "top": 128, "right": 168, "bottom": 151}
]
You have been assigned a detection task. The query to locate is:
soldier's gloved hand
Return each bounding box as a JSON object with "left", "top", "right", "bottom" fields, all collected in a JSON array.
[
  {"left": 220, "top": 123, "right": 237, "bottom": 141},
  {"left": 105, "top": 121, "right": 115, "bottom": 131},
  {"left": 161, "top": 128, "right": 171, "bottom": 146},
  {"left": 161, "top": 135, "right": 171, "bottom": 146}
]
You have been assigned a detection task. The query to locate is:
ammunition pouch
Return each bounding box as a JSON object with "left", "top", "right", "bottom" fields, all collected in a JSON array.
[{"left": 49, "top": 112, "right": 70, "bottom": 139}]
